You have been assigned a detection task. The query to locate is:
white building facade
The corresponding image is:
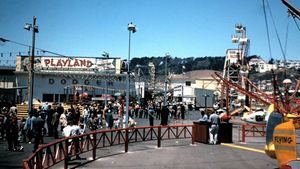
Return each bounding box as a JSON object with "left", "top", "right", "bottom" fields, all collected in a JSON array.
[{"left": 14, "top": 55, "right": 132, "bottom": 103}]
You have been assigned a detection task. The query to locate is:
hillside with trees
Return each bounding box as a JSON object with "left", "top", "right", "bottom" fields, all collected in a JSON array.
[
  {"left": 126, "top": 55, "right": 299, "bottom": 82},
  {"left": 129, "top": 56, "right": 225, "bottom": 76}
]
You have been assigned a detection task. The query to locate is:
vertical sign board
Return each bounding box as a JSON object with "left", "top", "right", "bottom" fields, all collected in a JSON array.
[
  {"left": 135, "top": 82, "right": 145, "bottom": 98},
  {"left": 265, "top": 111, "right": 284, "bottom": 159},
  {"left": 273, "top": 120, "right": 296, "bottom": 168}
]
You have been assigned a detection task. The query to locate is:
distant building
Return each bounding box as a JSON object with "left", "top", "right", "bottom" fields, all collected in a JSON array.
[
  {"left": 169, "top": 70, "right": 221, "bottom": 106},
  {"left": 0, "top": 66, "right": 20, "bottom": 107},
  {"left": 248, "top": 58, "right": 277, "bottom": 73},
  {"left": 278, "top": 60, "right": 300, "bottom": 69}
]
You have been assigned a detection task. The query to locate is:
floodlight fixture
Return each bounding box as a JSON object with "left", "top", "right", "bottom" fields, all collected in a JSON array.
[{"left": 128, "top": 22, "right": 137, "bottom": 33}]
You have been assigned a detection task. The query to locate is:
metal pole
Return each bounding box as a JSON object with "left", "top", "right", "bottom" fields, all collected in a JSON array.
[
  {"left": 204, "top": 94, "right": 207, "bottom": 114},
  {"left": 181, "top": 69, "right": 184, "bottom": 100},
  {"left": 164, "top": 56, "right": 168, "bottom": 106},
  {"left": 104, "top": 55, "right": 108, "bottom": 107},
  {"left": 138, "top": 66, "right": 141, "bottom": 104},
  {"left": 125, "top": 30, "right": 131, "bottom": 128},
  {"left": 28, "top": 16, "right": 37, "bottom": 113}
]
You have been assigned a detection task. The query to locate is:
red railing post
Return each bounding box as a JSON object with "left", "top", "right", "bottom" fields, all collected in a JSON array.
[
  {"left": 192, "top": 125, "right": 195, "bottom": 144},
  {"left": 22, "top": 160, "right": 27, "bottom": 169},
  {"left": 242, "top": 124, "right": 245, "bottom": 143},
  {"left": 36, "top": 149, "right": 42, "bottom": 169},
  {"left": 92, "top": 132, "right": 97, "bottom": 160},
  {"left": 125, "top": 128, "right": 129, "bottom": 152},
  {"left": 157, "top": 126, "right": 161, "bottom": 148},
  {"left": 64, "top": 139, "right": 69, "bottom": 169}
]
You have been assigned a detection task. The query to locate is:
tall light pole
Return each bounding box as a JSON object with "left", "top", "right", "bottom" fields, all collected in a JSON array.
[
  {"left": 125, "top": 22, "right": 136, "bottom": 127},
  {"left": 164, "top": 53, "right": 170, "bottom": 106},
  {"left": 24, "top": 16, "right": 39, "bottom": 113},
  {"left": 102, "top": 51, "right": 109, "bottom": 107},
  {"left": 136, "top": 64, "right": 141, "bottom": 104},
  {"left": 203, "top": 93, "right": 210, "bottom": 114},
  {"left": 181, "top": 65, "right": 185, "bottom": 100}
]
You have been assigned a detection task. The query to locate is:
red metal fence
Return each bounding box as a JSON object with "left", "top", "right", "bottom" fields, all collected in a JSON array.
[
  {"left": 241, "top": 124, "right": 266, "bottom": 142},
  {"left": 23, "top": 124, "right": 194, "bottom": 169}
]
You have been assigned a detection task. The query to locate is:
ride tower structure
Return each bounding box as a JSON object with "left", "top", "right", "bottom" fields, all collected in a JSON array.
[{"left": 221, "top": 24, "right": 250, "bottom": 110}]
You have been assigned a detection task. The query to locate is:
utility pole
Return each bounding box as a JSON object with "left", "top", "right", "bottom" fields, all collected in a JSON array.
[
  {"left": 164, "top": 53, "right": 170, "bottom": 106},
  {"left": 138, "top": 65, "right": 141, "bottom": 104},
  {"left": 24, "top": 16, "right": 38, "bottom": 113}
]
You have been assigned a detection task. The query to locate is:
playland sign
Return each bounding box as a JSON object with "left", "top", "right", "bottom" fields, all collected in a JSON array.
[
  {"left": 39, "top": 57, "right": 115, "bottom": 71},
  {"left": 42, "top": 57, "right": 95, "bottom": 69}
]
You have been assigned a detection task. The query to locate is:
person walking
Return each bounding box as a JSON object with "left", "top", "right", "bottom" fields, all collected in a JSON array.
[
  {"left": 24, "top": 113, "right": 34, "bottom": 143},
  {"left": 87, "top": 112, "right": 98, "bottom": 132},
  {"left": 83, "top": 105, "right": 90, "bottom": 127},
  {"left": 63, "top": 119, "right": 83, "bottom": 160},
  {"left": 52, "top": 110, "right": 60, "bottom": 139},
  {"left": 59, "top": 110, "right": 68, "bottom": 132},
  {"left": 0, "top": 111, "right": 5, "bottom": 140},
  {"left": 180, "top": 104, "right": 185, "bottom": 120},
  {"left": 148, "top": 105, "right": 155, "bottom": 126},
  {"left": 46, "top": 105, "right": 54, "bottom": 137},
  {"left": 208, "top": 110, "right": 220, "bottom": 144},
  {"left": 160, "top": 106, "right": 169, "bottom": 126},
  {"left": 32, "top": 110, "right": 45, "bottom": 152},
  {"left": 5, "top": 111, "right": 23, "bottom": 151},
  {"left": 104, "top": 107, "right": 113, "bottom": 129}
]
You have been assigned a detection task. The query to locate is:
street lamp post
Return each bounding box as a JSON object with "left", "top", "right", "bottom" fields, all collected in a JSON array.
[
  {"left": 24, "top": 16, "right": 39, "bottom": 113},
  {"left": 102, "top": 51, "right": 109, "bottom": 107},
  {"left": 203, "top": 93, "right": 210, "bottom": 114},
  {"left": 181, "top": 65, "right": 185, "bottom": 101},
  {"left": 136, "top": 64, "right": 141, "bottom": 104},
  {"left": 164, "top": 53, "right": 170, "bottom": 106},
  {"left": 125, "top": 22, "right": 136, "bottom": 127}
]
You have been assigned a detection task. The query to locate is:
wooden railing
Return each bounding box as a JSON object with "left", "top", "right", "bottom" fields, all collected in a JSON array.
[{"left": 23, "top": 124, "right": 194, "bottom": 169}]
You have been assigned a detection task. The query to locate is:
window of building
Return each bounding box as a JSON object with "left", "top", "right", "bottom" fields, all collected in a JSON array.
[
  {"left": 43, "top": 94, "right": 54, "bottom": 102},
  {"left": 55, "top": 94, "right": 59, "bottom": 102},
  {"left": 108, "top": 81, "right": 114, "bottom": 86},
  {"left": 60, "top": 94, "right": 67, "bottom": 102},
  {"left": 186, "top": 81, "right": 191, "bottom": 86}
]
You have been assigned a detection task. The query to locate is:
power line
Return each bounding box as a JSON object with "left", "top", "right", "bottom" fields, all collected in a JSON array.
[
  {"left": 265, "top": 0, "right": 287, "bottom": 62},
  {"left": 0, "top": 37, "right": 68, "bottom": 57},
  {"left": 262, "top": 0, "right": 273, "bottom": 60},
  {"left": 292, "top": 14, "right": 300, "bottom": 31},
  {"left": 284, "top": 14, "right": 290, "bottom": 57}
]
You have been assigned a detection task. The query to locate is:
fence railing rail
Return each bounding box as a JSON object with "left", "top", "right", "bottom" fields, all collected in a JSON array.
[
  {"left": 241, "top": 124, "right": 266, "bottom": 142},
  {"left": 23, "top": 124, "right": 194, "bottom": 169}
]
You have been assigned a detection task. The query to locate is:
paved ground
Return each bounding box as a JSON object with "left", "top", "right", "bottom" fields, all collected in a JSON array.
[
  {"left": 0, "top": 111, "right": 279, "bottom": 169},
  {"left": 73, "top": 141, "right": 277, "bottom": 169}
]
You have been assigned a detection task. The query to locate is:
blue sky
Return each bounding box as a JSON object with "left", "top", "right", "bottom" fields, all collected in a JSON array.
[{"left": 0, "top": 0, "right": 299, "bottom": 64}]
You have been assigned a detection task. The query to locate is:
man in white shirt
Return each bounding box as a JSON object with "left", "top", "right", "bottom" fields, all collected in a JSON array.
[
  {"left": 63, "top": 120, "right": 82, "bottom": 160},
  {"left": 208, "top": 111, "right": 220, "bottom": 144}
]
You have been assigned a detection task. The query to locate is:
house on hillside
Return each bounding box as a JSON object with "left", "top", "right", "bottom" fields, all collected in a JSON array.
[{"left": 249, "top": 58, "right": 277, "bottom": 73}]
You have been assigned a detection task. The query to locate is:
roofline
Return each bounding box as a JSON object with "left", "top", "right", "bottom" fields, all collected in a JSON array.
[{"left": 17, "top": 55, "right": 121, "bottom": 59}]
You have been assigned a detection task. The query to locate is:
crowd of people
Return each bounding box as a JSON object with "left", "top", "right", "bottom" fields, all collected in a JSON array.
[{"left": 0, "top": 99, "right": 191, "bottom": 153}]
